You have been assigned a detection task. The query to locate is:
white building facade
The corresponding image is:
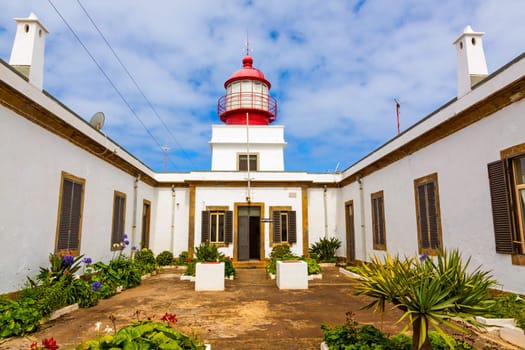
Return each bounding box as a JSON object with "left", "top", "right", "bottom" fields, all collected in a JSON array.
[{"left": 1, "top": 16, "right": 524, "bottom": 295}]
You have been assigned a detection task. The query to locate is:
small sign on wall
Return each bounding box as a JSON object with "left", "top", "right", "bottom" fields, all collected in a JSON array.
[{"left": 288, "top": 192, "right": 297, "bottom": 198}]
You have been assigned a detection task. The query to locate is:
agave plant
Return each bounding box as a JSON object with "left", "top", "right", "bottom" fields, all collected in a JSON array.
[{"left": 354, "top": 249, "right": 496, "bottom": 350}]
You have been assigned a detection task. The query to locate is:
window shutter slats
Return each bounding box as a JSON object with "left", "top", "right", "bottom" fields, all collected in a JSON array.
[
  {"left": 426, "top": 182, "right": 439, "bottom": 249},
  {"left": 225, "top": 211, "right": 233, "bottom": 243},
  {"left": 57, "top": 179, "right": 73, "bottom": 250},
  {"left": 288, "top": 211, "right": 297, "bottom": 243},
  {"left": 201, "top": 211, "right": 210, "bottom": 243},
  {"left": 272, "top": 210, "right": 281, "bottom": 244},
  {"left": 69, "top": 182, "right": 82, "bottom": 249},
  {"left": 417, "top": 184, "right": 430, "bottom": 249},
  {"left": 487, "top": 160, "right": 514, "bottom": 254}
]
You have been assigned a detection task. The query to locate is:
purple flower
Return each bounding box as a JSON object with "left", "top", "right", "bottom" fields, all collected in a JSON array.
[
  {"left": 83, "top": 257, "right": 92, "bottom": 264},
  {"left": 122, "top": 234, "right": 128, "bottom": 240},
  {"left": 419, "top": 253, "right": 428, "bottom": 261},
  {"left": 131, "top": 246, "right": 138, "bottom": 252},
  {"left": 124, "top": 239, "right": 130, "bottom": 246},
  {"left": 91, "top": 281, "right": 102, "bottom": 291},
  {"left": 62, "top": 254, "right": 75, "bottom": 267}
]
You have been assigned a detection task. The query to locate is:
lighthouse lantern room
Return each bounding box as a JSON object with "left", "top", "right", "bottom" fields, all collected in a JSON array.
[{"left": 217, "top": 55, "right": 277, "bottom": 125}]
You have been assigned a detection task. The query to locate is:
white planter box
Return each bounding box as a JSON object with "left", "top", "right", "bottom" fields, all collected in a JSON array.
[
  {"left": 195, "top": 262, "right": 225, "bottom": 291},
  {"left": 276, "top": 260, "right": 308, "bottom": 290}
]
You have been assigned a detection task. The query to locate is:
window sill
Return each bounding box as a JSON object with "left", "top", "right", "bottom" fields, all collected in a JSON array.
[
  {"left": 511, "top": 254, "right": 525, "bottom": 266},
  {"left": 210, "top": 242, "right": 229, "bottom": 248}
]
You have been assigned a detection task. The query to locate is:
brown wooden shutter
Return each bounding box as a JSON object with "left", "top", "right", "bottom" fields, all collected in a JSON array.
[
  {"left": 112, "top": 195, "right": 125, "bottom": 245},
  {"left": 201, "top": 211, "right": 210, "bottom": 243},
  {"left": 487, "top": 160, "right": 514, "bottom": 254},
  {"left": 272, "top": 210, "right": 281, "bottom": 243},
  {"left": 377, "top": 196, "right": 385, "bottom": 246},
  {"left": 224, "top": 211, "right": 233, "bottom": 243},
  {"left": 426, "top": 182, "right": 440, "bottom": 249},
  {"left": 288, "top": 211, "right": 297, "bottom": 244},
  {"left": 57, "top": 179, "right": 82, "bottom": 251},
  {"left": 417, "top": 184, "right": 430, "bottom": 249}
]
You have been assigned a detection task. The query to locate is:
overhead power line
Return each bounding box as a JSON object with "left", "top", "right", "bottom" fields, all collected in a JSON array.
[
  {"left": 46, "top": 0, "right": 181, "bottom": 170},
  {"left": 75, "top": 0, "right": 195, "bottom": 168}
]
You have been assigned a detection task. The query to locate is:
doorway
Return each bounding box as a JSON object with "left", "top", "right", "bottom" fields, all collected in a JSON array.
[
  {"left": 237, "top": 205, "right": 261, "bottom": 261},
  {"left": 345, "top": 200, "right": 356, "bottom": 262}
]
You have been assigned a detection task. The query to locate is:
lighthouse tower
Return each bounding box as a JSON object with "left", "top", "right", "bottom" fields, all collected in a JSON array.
[{"left": 210, "top": 54, "right": 286, "bottom": 171}]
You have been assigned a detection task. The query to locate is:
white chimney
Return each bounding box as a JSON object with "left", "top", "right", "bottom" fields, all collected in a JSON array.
[
  {"left": 453, "top": 25, "right": 488, "bottom": 98},
  {"left": 9, "top": 13, "right": 49, "bottom": 90}
]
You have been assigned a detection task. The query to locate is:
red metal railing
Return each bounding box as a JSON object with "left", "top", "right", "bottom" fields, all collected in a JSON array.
[{"left": 218, "top": 92, "right": 277, "bottom": 121}]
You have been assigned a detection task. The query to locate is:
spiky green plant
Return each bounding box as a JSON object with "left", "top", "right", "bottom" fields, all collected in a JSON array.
[{"left": 354, "top": 249, "right": 496, "bottom": 350}]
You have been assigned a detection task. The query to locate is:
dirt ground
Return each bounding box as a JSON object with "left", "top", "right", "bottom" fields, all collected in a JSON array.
[{"left": 0, "top": 266, "right": 518, "bottom": 350}]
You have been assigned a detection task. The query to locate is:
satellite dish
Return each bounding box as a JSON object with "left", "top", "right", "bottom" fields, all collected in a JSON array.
[{"left": 89, "top": 112, "right": 105, "bottom": 130}]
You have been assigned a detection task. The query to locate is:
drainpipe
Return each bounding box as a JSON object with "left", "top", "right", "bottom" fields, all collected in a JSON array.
[
  {"left": 170, "top": 185, "right": 176, "bottom": 253},
  {"left": 323, "top": 185, "right": 328, "bottom": 238},
  {"left": 357, "top": 175, "right": 367, "bottom": 261},
  {"left": 132, "top": 174, "right": 141, "bottom": 249}
]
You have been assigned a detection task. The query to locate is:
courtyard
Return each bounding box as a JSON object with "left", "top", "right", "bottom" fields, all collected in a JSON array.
[{"left": 0, "top": 266, "right": 516, "bottom": 350}]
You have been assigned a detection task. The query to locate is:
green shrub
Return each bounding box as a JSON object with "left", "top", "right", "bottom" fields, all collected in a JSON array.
[
  {"left": 134, "top": 248, "right": 157, "bottom": 274},
  {"left": 20, "top": 277, "right": 75, "bottom": 316},
  {"left": 177, "top": 251, "right": 189, "bottom": 265},
  {"left": 354, "top": 249, "right": 495, "bottom": 349},
  {"left": 156, "top": 250, "right": 174, "bottom": 266},
  {"left": 269, "top": 244, "right": 292, "bottom": 259},
  {"left": 309, "top": 237, "right": 341, "bottom": 263},
  {"left": 71, "top": 279, "right": 100, "bottom": 308},
  {"left": 76, "top": 320, "right": 206, "bottom": 349},
  {"left": 386, "top": 334, "right": 412, "bottom": 350},
  {"left": 0, "top": 297, "right": 42, "bottom": 339},
  {"left": 195, "top": 241, "right": 223, "bottom": 262},
  {"left": 486, "top": 293, "right": 525, "bottom": 330}
]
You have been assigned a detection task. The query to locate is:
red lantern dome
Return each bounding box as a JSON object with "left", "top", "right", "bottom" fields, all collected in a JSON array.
[{"left": 217, "top": 55, "right": 277, "bottom": 125}]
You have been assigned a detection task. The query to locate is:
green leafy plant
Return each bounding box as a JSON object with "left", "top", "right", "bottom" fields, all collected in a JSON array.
[
  {"left": 177, "top": 251, "right": 189, "bottom": 265},
  {"left": 36, "top": 253, "right": 84, "bottom": 285},
  {"left": 184, "top": 243, "right": 236, "bottom": 278},
  {"left": 75, "top": 321, "right": 206, "bottom": 349},
  {"left": 134, "top": 248, "right": 158, "bottom": 274},
  {"left": 0, "top": 296, "right": 42, "bottom": 339},
  {"left": 354, "top": 249, "right": 496, "bottom": 350},
  {"left": 195, "top": 241, "right": 222, "bottom": 261},
  {"left": 309, "top": 237, "right": 341, "bottom": 263},
  {"left": 484, "top": 293, "right": 525, "bottom": 330},
  {"left": 156, "top": 250, "right": 174, "bottom": 266},
  {"left": 266, "top": 244, "right": 320, "bottom": 275},
  {"left": 270, "top": 243, "right": 292, "bottom": 259}
]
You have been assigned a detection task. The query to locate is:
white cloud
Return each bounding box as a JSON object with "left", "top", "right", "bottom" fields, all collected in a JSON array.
[{"left": 1, "top": 0, "right": 524, "bottom": 172}]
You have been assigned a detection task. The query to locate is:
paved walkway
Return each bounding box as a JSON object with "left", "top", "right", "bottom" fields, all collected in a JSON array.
[
  {"left": 1, "top": 266, "right": 402, "bottom": 349},
  {"left": 0, "top": 266, "right": 514, "bottom": 349}
]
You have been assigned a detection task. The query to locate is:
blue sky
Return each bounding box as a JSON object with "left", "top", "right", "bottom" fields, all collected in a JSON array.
[{"left": 1, "top": 0, "right": 525, "bottom": 173}]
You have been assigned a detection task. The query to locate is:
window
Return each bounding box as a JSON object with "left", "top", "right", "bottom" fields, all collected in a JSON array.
[
  {"left": 488, "top": 154, "right": 525, "bottom": 258},
  {"left": 111, "top": 191, "right": 126, "bottom": 249},
  {"left": 55, "top": 172, "right": 85, "bottom": 254},
  {"left": 414, "top": 173, "right": 442, "bottom": 255},
  {"left": 371, "top": 191, "right": 386, "bottom": 250},
  {"left": 271, "top": 208, "right": 297, "bottom": 245},
  {"left": 201, "top": 209, "right": 233, "bottom": 244},
  {"left": 238, "top": 154, "right": 258, "bottom": 171}
]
